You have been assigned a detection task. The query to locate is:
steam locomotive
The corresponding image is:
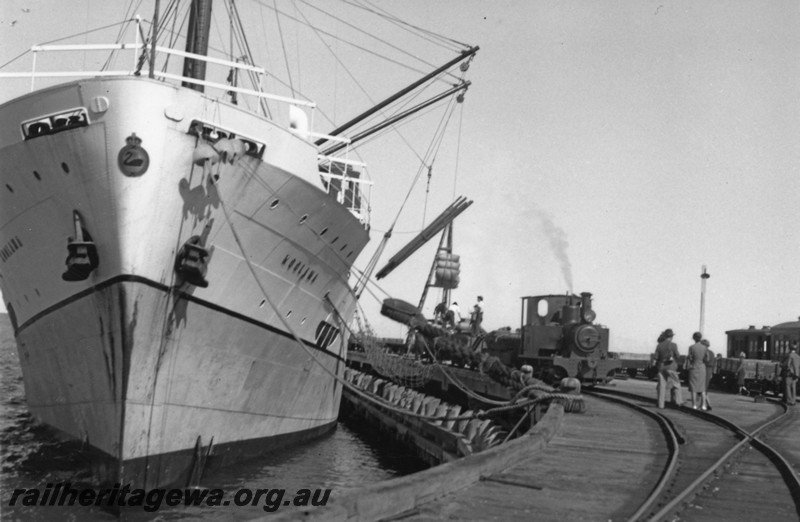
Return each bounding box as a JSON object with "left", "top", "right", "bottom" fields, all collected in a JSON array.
[
  {"left": 483, "top": 292, "right": 620, "bottom": 383},
  {"left": 381, "top": 291, "right": 620, "bottom": 384}
]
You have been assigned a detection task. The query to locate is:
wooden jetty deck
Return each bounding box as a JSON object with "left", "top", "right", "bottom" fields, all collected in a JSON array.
[
  {"left": 268, "top": 378, "right": 798, "bottom": 522},
  {"left": 407, "top": 394, "right": 661, "bottom": 521}
]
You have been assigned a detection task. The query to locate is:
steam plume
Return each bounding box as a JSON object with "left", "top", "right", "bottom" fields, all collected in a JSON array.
[{"left": 533, "top": 208, "right": 573, "bottom": 292}]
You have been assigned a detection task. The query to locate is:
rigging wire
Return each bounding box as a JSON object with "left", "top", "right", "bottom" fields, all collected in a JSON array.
[
  {"left": 351, "top": 84, "right": 464, "bottom": 294},
  {"left": 354, "top": 0, "right": 471, "bottom": 50},
  {"left": 453, "top": 93, "right": 465, "bottom": 199},
  {"left": 249, "top": 0, "right": 449, "bottom": 83},
  {"left": 100, "top": 0, "right": 144, "bottom": 70},
  {"left": 161, "top": 1, "right": 190, "bottom": 73},
  {"left": 282, "top": 0, "right": 460, "bottom": 185},
  {"left": 273, "top": 0, "right": 296, "bottom": 97},
  {"left": 0, "top": 19, "right": 137, "bottom": 70},
  {"left": 227, "top": 0, "right": 273, "bottom": 117},
  {"left": 292, "top": 0, "right": 464, "bottom": 82}
]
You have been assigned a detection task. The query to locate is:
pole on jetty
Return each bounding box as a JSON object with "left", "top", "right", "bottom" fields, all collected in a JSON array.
[{"left": 699, "top": 265, "right": 710, "bottom": 333}]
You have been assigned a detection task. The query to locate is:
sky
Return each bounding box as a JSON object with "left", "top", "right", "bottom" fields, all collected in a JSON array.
[{"left": 1, "top": 0, "right": 798, "bottom": 355}]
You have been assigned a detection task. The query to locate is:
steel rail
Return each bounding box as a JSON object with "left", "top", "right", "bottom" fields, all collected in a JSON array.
[
  {"left": 582, "top": 390, "right": 682, "bottom": 522},
  {"left": 589, "top": 386, "right": 799, "bottom": 521}
]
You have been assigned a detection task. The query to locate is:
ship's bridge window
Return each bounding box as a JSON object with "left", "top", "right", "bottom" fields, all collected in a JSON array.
[
  {"left": 188, "top": 119, "right": 265, "bottom": 159},
  {"left": 22, "top": 108, "right": 89, "bottom": 140}
]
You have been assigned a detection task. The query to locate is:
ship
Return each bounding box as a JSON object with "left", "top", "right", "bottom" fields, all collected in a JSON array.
[{"left": 0, "top": 0, "right": 476, "bottom": 488}]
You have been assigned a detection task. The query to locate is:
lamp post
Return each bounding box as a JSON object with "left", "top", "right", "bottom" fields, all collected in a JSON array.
[{"left": 700, "top": 265, "right": 710, "bottom": 334}]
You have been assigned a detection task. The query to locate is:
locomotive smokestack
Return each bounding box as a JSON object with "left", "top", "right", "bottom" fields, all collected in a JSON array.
[
  {"left": 580, "top": 292, "right": 593, "bottom": 311},
  {"left": 580, "top": 292, "right": 597, "bottom": 323}
]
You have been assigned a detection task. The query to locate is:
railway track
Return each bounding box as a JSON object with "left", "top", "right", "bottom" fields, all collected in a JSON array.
[{"left": 586, "top": 386, "right": 800, "bottom": 521}]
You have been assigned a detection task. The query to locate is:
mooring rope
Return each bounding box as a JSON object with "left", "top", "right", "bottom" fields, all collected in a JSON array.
[{"left": 416, "top": 335, "right": 515, "bottom": 406}]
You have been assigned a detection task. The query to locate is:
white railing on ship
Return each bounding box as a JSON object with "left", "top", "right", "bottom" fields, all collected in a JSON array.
[
  {"left": 0, "top": 13, "right": 317, "bottom": 114},
  {"left": 0, "top": 43, "right": 316, "bottom": 110},
  {"left": 318, "top": 155, "right": 373, "bottom": 225}
]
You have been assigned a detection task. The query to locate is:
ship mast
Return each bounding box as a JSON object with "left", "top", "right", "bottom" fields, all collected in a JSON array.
[
  {"left": 148, "top": 0, "right": 160, "bottom": 79},
  {"left": 182, "top": 0, "right": 214, "bottom": 92}
]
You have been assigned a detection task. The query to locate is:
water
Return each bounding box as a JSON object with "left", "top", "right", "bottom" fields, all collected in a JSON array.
[{"left": 0, "top": 314, "right": 427, "bottom": 520}]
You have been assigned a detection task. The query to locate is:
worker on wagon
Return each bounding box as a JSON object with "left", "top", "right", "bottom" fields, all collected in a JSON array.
[
  {"left": 433, "top": 301, "right": 447, "bottom": 325},
  {"left": 470, "top": 295, "right": 484, "bottom": 335},
  {"left": 654, "top": 329, "right": 683, "bottom": 409},
  {"left": 446, "top": 301, "right": 461, "bottom": 329},
  {"left": 783, "top": 342, "right": 799, "bottom": 406}
]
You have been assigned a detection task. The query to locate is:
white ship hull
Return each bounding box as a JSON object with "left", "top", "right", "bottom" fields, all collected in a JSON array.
[{"left": 0, "top": 77, "right": 369, "bottom": 487}]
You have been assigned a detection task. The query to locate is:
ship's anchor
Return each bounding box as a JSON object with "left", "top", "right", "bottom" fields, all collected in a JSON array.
[
  {"left": 175, "top": 235, "right": 210, "bottom": 288},
  {"left": 62, "top": 211, "right": 99, "bottom": 282}
]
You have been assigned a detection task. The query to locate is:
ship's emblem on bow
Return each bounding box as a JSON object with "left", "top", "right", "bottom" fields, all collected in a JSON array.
[{"left": 117, "top": 133, "right": 150, "bottom": 177}]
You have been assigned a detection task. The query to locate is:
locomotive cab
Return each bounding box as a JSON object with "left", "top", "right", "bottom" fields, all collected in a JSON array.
[{"left": 519, "top": 292, "right": 616, "bottom": 383}]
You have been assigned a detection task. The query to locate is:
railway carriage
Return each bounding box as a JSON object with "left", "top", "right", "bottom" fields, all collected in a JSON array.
[{"left": 716, "top": 318, "right": 800, "bottom": 394}]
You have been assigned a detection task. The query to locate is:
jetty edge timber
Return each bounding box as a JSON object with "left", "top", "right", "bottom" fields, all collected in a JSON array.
[{"left": 0, "top": 1, "right": 477, "bottom": 489}]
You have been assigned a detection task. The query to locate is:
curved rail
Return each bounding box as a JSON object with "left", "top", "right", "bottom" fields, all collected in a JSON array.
[
  {"left": 587, "top": 387, "right": 800, "bottom": 521},
  {"left": 581, "top": 390, "right": 682, "bottom": 522}
]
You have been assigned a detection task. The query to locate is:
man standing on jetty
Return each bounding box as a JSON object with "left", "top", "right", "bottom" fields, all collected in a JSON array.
[
  {"left": 654, "top": 329, "right": 683, "bottom": 408},
  {"left": 784, "top": 342, "right": 799, "bottom": 406}
]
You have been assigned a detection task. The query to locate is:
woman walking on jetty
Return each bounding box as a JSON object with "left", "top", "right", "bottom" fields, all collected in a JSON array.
[
  {"left": 686, "top": 332, "right": 709, "bottom": 410},
  {"left": 702, "top": 339, "right": 714, "bottom": 410},
  {"left": 654, "top": 329, "right": 682, "bottom": 408}
]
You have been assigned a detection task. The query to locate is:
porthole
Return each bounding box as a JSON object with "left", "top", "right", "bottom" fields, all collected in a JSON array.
[
  {"left": 301, "top": 317, "right": 307, "bottom": 325},
  {"left": 33, "top": 171, "right": 41, "bottom": 181},
  {"left": 298, "top": 214, "right": 308, "bottom": 225},
  {"left": 339, "top": 244, "right": 347, "bottom": 252},
  {"left": 320, "top": 227, "right": 328, "bottom": 236},
  {"left": 347, "top": 251, "right": 353, "bottom": 258},
  {"left": 269, "top": 199, "right": 279, "bottom": 209},
  {"left": 286, "top": 310, "right": 292, "bottom": 318},
  {"left": 331, "top": 237, "right": 338, "bottom": 245},
  {"left": 5, "top": 185, "right": 13, "bottom": 193},
  {"left": 259, "top": 299, "right": 266, "bottom": 308},
  {"left": 61, "top": 162, "right": 70, "bottom": 174}
]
